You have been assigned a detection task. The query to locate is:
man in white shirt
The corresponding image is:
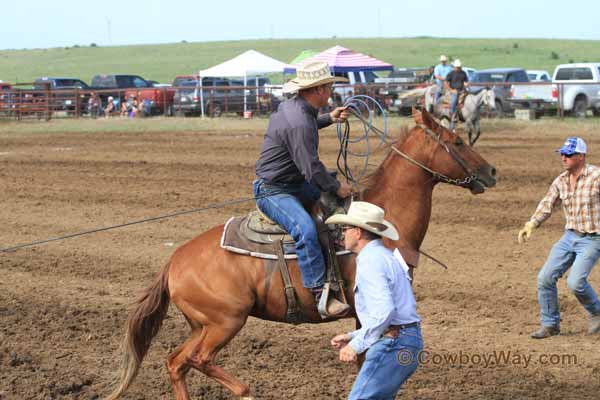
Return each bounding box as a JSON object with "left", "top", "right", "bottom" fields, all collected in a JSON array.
[{"left": 326, "top": 202, "right": 422, "bottom": 399}]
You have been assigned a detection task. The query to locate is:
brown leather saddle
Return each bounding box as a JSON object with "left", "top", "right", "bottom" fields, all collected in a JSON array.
[
  {"left": 221, "top": 193, "right": 351, "bottom": 323},
  {"left": 221, "top": 192, "right": 350, "bottom": 260}
]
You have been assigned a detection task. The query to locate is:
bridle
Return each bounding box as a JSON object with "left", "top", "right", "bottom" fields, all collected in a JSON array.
[
  {"left": 388, "top": 123, "right": 478, "bottom": 187},
  {"left": 336, "top": 96, "right": 479, "bottom": 189}
]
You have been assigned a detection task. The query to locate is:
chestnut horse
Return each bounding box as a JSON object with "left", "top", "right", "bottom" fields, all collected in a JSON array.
[{"left": 105, "top": 109, "right": 496, "bottom": 400}]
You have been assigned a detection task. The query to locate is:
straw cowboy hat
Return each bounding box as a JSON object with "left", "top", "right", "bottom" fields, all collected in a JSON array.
[
  {"left": 453, "top": 59, "right": 462, "bottom": 67},
  {"left": 440, "top": 54, "right": 448, "bottom": 62},
  {"left": 325, "top": 201, "right": 399, "bottom": 240},
  {"left": 283, "top": 61, "right": 348, "bottom": 94}
]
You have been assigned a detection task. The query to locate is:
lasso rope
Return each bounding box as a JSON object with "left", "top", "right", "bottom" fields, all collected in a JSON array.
[
  {"left": 0, "top": 191, "right": 285, "bottom": 254},
  {"left": 336, "top": 95, "right": 389, "bottom": 186}
]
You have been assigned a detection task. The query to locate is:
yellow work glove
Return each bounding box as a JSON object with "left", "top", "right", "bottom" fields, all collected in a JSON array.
[{"left": 517, "top": 221, "right": 537, "bottom": 244}]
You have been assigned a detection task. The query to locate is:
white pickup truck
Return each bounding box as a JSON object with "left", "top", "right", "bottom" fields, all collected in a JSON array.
[{"left": 509, "top": 63, "right": 600, "bottom": 117}]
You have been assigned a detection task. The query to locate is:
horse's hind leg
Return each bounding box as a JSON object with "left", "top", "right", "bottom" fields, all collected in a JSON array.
[
  {"left": 165, "top": 329, "right": 200, "bottom": 400},
  {"left": 166, "top": 318, "right": 251, "bottom": 399}
]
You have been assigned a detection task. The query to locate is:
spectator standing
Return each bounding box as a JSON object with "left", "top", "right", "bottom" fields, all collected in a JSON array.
[{"left": 88, "top": 92, "right": 102, "bottom": 118}]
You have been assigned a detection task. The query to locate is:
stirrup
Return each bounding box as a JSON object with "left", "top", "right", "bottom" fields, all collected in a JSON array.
[
  {"left": 317, "top": 283, "right": 332, "bottom": 317},
  {"left": 317, "top": 283, "right": 351, "bottom": 319}
]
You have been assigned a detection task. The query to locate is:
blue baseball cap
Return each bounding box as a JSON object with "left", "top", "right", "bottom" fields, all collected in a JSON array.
[{"left": 557, "top": 137, "right": 587, "bottom": 156}]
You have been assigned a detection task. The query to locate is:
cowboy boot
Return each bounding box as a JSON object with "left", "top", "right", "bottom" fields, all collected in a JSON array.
[
  {"left": 530, "top": 325, "right": 560, "bottom": 339},
  {"left": 313, "top": 287, "right": 351, "bottom": 318},
  {"left": 588, "top": 315, "right": 600, "bottom": 334}
]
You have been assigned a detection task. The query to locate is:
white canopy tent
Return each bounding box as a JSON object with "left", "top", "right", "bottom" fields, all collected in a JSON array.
[{"left": 199, "top": 50, "right": 290, "bottom": 117}]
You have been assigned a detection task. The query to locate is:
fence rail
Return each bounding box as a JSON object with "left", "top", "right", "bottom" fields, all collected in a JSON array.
[{"left": 1, "top": 81, "right": 599, "bottom": 121}]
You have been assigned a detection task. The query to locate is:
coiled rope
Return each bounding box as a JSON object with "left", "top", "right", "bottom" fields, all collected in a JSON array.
[{"left": 336, "top": 94, "right": 389, "bottom": 186}]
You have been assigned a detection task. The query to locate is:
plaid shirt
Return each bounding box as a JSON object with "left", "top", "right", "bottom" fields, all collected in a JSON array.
[{"left": 531, "top": 164, "right": 600, "bottom": 233}]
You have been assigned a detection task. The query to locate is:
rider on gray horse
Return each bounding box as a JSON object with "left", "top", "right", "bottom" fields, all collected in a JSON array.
[{"left": 445, "top": 59, "right": 469, "bottom": 121}]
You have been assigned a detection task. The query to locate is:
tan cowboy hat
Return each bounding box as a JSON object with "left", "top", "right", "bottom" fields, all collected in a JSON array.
[
  {"left": 283, "top": 61, "right": 348, "bottom": 94},
  {"left": 325, "top": 201, "right": 399, "bottom": 240},
  {"left": 440, "top": 54, "right": 448, "bottom": 62},
  {"left": 453, "top": 59, "right": 462, "bottom": 67}
]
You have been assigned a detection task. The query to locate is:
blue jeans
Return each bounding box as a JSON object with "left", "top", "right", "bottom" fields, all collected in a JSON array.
[
  {"left": 537, "top": 230, "right": 600, "bottom": 328},
  {"left": 434, "top": 80, "right": 443, "bottom": 103},
  {"left": 253, "top": 179, "right": 325, "bottom": 289},
  {"left": 349, "top": 325, "right": 423, "bottom": 400},
  {"left": 450, "top": 91, "right": 459, "bottom": 115}
]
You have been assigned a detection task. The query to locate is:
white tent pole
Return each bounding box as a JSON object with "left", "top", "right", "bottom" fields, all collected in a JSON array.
[
  {"left": 255, "top": 76, "right": 259, "bottom": 112},
  {"left": 199, "top": 72, "right": 205, "bottom": 118},
  {"left": 243, "top": 74, "right": 247, "bottom": 114}
]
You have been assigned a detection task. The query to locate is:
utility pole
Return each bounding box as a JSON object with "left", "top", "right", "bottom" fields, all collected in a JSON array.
[{"left": 106, "top": 18, "right": 112, "bottom": 45}]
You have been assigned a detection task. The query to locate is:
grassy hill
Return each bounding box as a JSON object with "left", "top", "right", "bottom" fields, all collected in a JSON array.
[{"left": 1, "top": 37, "right": 599, "bottom": 84}]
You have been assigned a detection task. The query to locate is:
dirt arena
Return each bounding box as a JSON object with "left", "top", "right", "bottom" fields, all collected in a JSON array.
[{"left": 1, "top": 117, "right": 600, "bottom": 399}]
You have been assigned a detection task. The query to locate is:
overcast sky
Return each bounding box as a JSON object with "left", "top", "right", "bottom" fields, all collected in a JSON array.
[{"left": 3, "top": 0, "right": 599, "bottom": 50}]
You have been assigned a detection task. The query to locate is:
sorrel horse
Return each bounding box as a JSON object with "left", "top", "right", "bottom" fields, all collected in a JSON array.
[{"left": 105, "top": 109, "right": 496, "bottom": 400}]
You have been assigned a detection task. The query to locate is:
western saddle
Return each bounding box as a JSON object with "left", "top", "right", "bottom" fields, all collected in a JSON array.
[{"left": 221, "top": 191, "right": 351, "bottom": 324}]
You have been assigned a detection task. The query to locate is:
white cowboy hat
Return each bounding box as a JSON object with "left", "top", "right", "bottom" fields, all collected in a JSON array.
[
  {"left": 453, "top": 59, "right": 462, "bottom": 67},
  {"left": 325, "top": 201, "right": 399, "bottom": 240},
  {"left": 440, "top": 55, "right": 448, "bottom": 62},
  {"left": 283, "top": 61, "right": 348, "bottom": 94}
]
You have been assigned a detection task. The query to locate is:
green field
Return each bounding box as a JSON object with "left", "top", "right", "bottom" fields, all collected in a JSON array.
[{"left": 1, "top": 37, "right": 600, "bottom": 85}]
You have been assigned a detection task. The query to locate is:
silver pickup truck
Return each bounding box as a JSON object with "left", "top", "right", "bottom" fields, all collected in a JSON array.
[{"left": 509, "top": 63, "right": 600, "bottom": 117}]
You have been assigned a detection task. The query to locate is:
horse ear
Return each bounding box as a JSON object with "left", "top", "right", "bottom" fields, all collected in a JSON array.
[
  {"left": 420, "top": 107, "right": 443, "bottom": 131},
  {"left": 412, "top": 107, "right": 423, "bottom": 124}
]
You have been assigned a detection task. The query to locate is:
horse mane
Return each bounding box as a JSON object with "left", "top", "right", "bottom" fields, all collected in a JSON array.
[
  {"left": 360, "top": 108, "right": 443, "bottom": 194},
  {"left": 360, "top": 125, "right": 410, "bottom": 193}
]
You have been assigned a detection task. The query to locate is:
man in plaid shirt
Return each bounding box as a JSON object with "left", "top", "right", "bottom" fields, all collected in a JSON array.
[{"left": 518, "top": 137, "right": 600, "bottom": 339}]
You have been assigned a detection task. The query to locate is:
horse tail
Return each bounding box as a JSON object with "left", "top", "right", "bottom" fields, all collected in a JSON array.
[{"left": 105, "top": 261, "right": 171, "bottom": 400}]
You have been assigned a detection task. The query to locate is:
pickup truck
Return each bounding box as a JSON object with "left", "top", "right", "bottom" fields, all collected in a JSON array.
[
  {"left": 509, "top": 63, "right": 600, "bottom": 118},
  {"left": 173, "top": 77, "right": 255, "bottom": 117},
  {"left": 375, "top": 67, "right": 432, "bottom": 115},
  {"left": 33, "top": 77, "right": 90, "bottom": 113},
  {"left": 470, "top": 68, "right": 530, "bottom": 116},
  {"left": 90, "top": 74, "right": 174, "bottom": 115},
  {"left": 0, "top": 82, "right": 13, "bottom": 114}
]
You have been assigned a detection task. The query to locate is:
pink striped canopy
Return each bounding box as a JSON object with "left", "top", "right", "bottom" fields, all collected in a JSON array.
[{"left": 284, "top": 45, "right": 393, "bottom": 74}]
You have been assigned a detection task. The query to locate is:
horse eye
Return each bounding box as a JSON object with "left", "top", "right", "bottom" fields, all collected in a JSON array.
[{"left": 455, "top": 138, "right": 464, "bottom": 147}]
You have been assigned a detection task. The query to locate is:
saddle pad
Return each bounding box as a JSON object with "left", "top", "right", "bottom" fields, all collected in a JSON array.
[{"left": 221, "top": 216, "right": 351, "bottom": 260}]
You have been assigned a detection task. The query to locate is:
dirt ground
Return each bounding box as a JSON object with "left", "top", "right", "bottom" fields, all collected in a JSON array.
[{"left": 1, "top": 117, "right": 600, "bottom": 399}]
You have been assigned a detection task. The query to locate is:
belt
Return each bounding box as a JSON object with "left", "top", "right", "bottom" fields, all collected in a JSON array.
[
  {"left": 382, "top": 322, "right": 420, "bottom": 339},
  {"left": 569, "top": 229, "right": 599, "bottom": 237}
]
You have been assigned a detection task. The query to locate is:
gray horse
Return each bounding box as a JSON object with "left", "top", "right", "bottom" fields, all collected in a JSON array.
[
  {"left": 425, "top": 86, "right": 496, "bottom": 146},
  {"left": 401, "top": 86, "right": 495, "bottom": 146}
]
